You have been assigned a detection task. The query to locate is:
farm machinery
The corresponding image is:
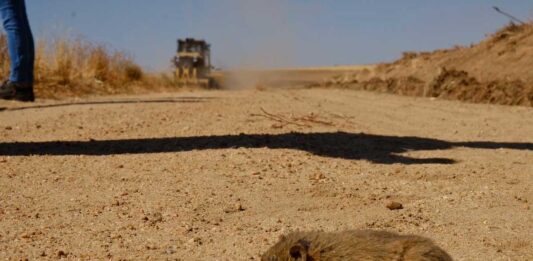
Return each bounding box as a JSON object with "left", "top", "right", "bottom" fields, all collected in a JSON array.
[{"left": 173, "top": 38, "right": 216, "bottom": 87}]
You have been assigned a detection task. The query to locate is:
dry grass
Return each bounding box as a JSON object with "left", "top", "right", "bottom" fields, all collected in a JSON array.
[{"left": 0, "top": 35, "right": 175, "bottom": 99}]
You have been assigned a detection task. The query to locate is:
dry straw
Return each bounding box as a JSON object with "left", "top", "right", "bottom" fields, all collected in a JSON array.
[{"left": 0, "top": 35, "right": 174, "bottom": 99}]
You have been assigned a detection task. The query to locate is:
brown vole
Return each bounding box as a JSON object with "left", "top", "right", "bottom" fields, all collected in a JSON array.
[{"left": 262, "top": 230, "right": 452, "bottom": 261}]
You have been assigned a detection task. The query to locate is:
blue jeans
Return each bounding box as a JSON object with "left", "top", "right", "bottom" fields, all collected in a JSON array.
[{"left": 0, "top": 0, "right": 34, "bottom": 84}]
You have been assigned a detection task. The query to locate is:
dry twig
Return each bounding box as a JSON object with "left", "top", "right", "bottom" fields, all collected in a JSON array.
[{"left": 251, "top": 108, "right": 335, "bottom": 128}]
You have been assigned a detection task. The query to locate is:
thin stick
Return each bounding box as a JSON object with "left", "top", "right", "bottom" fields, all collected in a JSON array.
[
  {"left": 493, "top": 6, "right": 526, "bottom": 25},
  {"left": 251, "top": 108, "right": 336, "bottom": 127}
]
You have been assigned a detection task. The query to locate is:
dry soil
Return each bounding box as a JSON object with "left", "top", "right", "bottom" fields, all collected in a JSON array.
[
  {"left": 0, "top": 88, "right": 532, "bottom": 260},
  {"left": 311, "top": 23, "right": 533, "bottom": 107}
]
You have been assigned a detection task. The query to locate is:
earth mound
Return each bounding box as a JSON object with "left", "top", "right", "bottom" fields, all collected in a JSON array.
[{"left": 313, "top": 23, "right": 533, "bottom": 106}]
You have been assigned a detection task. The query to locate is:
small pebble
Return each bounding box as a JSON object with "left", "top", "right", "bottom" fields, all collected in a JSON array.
[
  {"left": 386, "top": 201, "right": 403, "bottom": 210},
  {"left": 224, "top": 203, "right": 245, "bottom": 213},
  {"left": 57, "top": 250, "right": 67, "bottom": 258},
  {"left": 165, "top": 246, "right": 177, "bottom": 254}
]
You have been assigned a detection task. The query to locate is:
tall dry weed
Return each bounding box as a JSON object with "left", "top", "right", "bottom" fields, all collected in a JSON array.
[{"left": 0, "top": 34, "right": 171, "bottom": 99}]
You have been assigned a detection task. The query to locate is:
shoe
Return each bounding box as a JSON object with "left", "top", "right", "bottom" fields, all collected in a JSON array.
[{"left": 0, "top": 81, "right": 35, "bottom": 102}]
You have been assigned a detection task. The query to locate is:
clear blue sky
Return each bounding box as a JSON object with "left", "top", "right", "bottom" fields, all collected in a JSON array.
[{"left": 24, "top": 0, "right": 532, "bottom": 70}]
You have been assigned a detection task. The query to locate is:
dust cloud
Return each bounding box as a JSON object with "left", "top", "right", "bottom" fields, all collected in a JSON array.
[{"left": 223, "top": 0, "right": 297, "bottom": 89}]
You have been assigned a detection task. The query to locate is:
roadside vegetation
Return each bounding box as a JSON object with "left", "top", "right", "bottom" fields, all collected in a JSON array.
[{"left": 0, "top": 35, "right": 175, "bottom": 99}]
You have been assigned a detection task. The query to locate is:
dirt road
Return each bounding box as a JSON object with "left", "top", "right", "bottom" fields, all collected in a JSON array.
[{"left": 0, "top": 89, "right": 531, "bottom": 260}]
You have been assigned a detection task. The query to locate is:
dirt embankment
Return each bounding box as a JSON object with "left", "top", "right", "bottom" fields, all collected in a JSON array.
[{"left": 312, "top": 23, "right": 533, "bottom": 106}]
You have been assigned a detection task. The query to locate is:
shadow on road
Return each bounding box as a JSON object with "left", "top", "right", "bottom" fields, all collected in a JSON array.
[
  {"left": 0, "top": 132, "right": 531, "bottom": 164},
  {"left": 0, "top": 97, "right": 214, "bottom": 112}
]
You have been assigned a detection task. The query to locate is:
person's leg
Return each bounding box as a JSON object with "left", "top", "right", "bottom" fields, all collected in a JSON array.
[
  {"left": 11, "top": 0, "right": 34, "bottom": 83},
  {"left": 0, "top": 0, "right": 34, "bottom": 83},
  {"left": 0, "top": 0, "right": 34, "bottom": 101},
  {"left": 17, "top": 0, "right": 34, "bottom": 83}
]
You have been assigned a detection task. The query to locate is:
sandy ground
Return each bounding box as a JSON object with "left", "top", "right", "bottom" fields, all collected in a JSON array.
[{"left": 0, "top": 88, "right": 531, "bottom": 260}]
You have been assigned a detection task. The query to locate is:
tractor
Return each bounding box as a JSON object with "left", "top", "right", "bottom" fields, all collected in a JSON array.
[{"left": 173, "top": 38, "right": 214, "bottom": 87}]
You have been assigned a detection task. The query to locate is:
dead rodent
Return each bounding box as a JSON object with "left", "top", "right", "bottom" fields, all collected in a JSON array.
[{"left": 262, "top": 230, "right": 452, "bottom": 261}]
